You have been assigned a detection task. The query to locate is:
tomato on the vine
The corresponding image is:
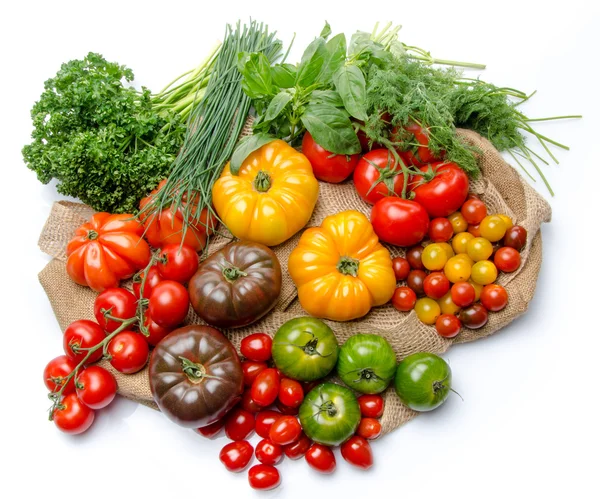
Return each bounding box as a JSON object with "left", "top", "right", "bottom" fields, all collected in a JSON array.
[
  {"left": 142, "top": 313, "right": 171, "bottom": 347},
  {"left": 251, "top": 368, "right": 280, "bottom": 407},
  {"left": 75, "top": 365, "right": 117, "bottom": 410},
  {"left": 353, "top": 149, "right": 408, "bottom": 205},
  {"left": 132, "top": 265, "right": 162, "bottom": 299},
  {"left": 44, "top": 355, "right": 77, "bottom": 395},
  {"left": 255, "top": 438, "right": 283, "bottom": 465},
  {"left": 219, "top": 440, "right": 253, "bottom": 472},
  {"left": 269, "top": 415, "right": 302, "bottom": 445},
  {"left": 392, "top": 257, "right": 410, "bottom": 280},
  {"left": 63, "top": 320, "right": 106, "bottom": 364},
  {"left": 357, "top": 418, "right": 382, "bottom": 440},
  {"left": 94, "top": 288, "right": 137, "bottom": 333},
  {"left": 53, "top": 393, "right": 95, "bottom": 434},
  {"left": 157, "top": 244, "right": 199, "bottom": 283},
  {"left": 341, "top": 435, "right": 373, "bottom": 470},
  {"left": 305, "top": 443, "right": 336, "bottom": 474},
  {"left": 357, "top": 394, "right": 384, "bottom": 418},
  {"left": 225, "top": 408, "right": 255, "bottom": 441},
  {"left": 279, "top": 378, "right": 304, "bottom": 408},
  {"left": 148, "top": 280, "right": 189, "bottom": 328},
  {"left": 255, "top": 410, "right": 281, "bottom": 439},
  {"left": 423, "top": 272, "right": 450, "bottom": 300},
  {"left": 371, "top": 198, "right": 429, "bottom": 247},
  {"left": 283, "top": 432, "right": 312, "bottom": 459},
  {"left": 428, "top": 217, "right": 454, "bottom": 242},
  {"left": 107, "top": 331, "right": 149, "bottom": 374},
  {"left": 411, "top": 162, "right": 469, "bottom": 217},
  {"left": 240, "top": 333, "right": 272, "bottom": 363},
  {"left": 302, "top": 131, "right": 359, "bottom": 183},
  {"left": 248, "top": 464, "right": 281, "bottom": 490}
]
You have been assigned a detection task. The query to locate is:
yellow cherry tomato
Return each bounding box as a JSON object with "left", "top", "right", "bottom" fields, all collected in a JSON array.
[
  {"left": 444, "top": 255, "right": 472, "bottom": 283},
  {"left": 466, "top": 237, "right": 494, "bottom": 262},
  {"left": 452, "top": 232, "right": 474, "bottom": 254},
  {"left": 414, "top": 297, "right": 441, "bottom": 325},
  {"left": 470, "top": 260, "right": 498, "bottom": 285},
  {"left": 439, "top": 291, "right": 461, "bottom": 315},
  {"left": 479, "top": 215, "right": 507, "bottom": 242},
  {"left": 421, "top": 244, "right": 448, "bottom": 271},
  {"left": 437, "top": 242, "right": 455, "bottom": 259},
  {"left": 499, "top": 214, "right": 513, "bottom": 229},
  {"left": 454, "top": 253, "right": 474, "bottom": 266},
  {"left": 448, "top": 212, "right": 468, "bottom": 234},
  {"left": 468, "top": 279, "right": 484, "bottom": 301}
]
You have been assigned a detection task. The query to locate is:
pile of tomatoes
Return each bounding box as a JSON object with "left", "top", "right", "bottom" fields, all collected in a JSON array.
[{"left": 195, "top": 332, "right": 383, "bottom": 491}]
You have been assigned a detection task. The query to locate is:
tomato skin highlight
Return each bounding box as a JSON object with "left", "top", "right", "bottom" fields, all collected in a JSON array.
[
  {"left": 357, "top": 418, "right": 382, "bottom": 440},
  {"left": 219, "top": 440, "right": 253, "bottom": 472},
  {"left": 406, "top": 245, "right": 425, "bottom": 270},
  {"left": 459, "top": 303, "right": 489, "bottom": 329},
  {"left": 392, "top": 286, "right": 417, "bottom": 312},
  {"left": 240, "top": 333, "right": 273, "bottom": 362},
  {"left": 278, "top": 378, "right": 304, "bottom": 408},
  {"left": 53, "top": 393, "right": 95, "bottom": 435},
  {"left": 132, "top": 265, "right": 162, "bottom": 299},
  {"left": 107, "top": 331, "right": 149, "bottom": 374},
  {"left": 503, "top": 225, "right": 527, "bottom": 251},
  {"left": 75, "top": 365, "right": 117, "bottom": 410},
  {"left": 255, "top": 410, "right": 281, "bottom": 439},
  {"left": 341, "top": 435, "right": 374, "bottom": 470},
  {"left": 251, "top": 368, "right": 280, "bottom": 407},
  {"left": 225, "top": 408, "right": 255, "bottom": 441},
  {"left": 255, "top": 438, "right": 284, "bottom": 465},
  {"left": 428, "top": 217, "right": 454, "bottom": 242},
  {"left": 269, "top": 415, "right": 302, "bottom": 445},
  {"left": 248, "top": 464, "right": 281, "bottom": 490},
  {"left": 357, "top": 394, "right": 384, "bottom": 418},
  {"left": 148, "top": 280, "right": 189, "bottom": 329},
  {"left": 411, "top": 163, "right": 469, "bottom": 217},
  {"left": 461, "top": 198, "right": 487, "bottom": 225},
  {"left": 435, "top": 314, "right": 462, "bottom": 338},
  {"left": 94, "top": 288, "right": 137, "bottom": 333},
  {"left": 283, "top": 432, "right": 312, "bottom": 459},
  {"left": 392, "top": 257, "right": 411, "bottom": 280},
  {"left": 480, "top": 284, "right": 508, "bottom": 312},
  {"left": 44, "top": 355, "right": 77, "bottom": 395},
  {"left": 371, "top": 197, "right": 430, "bottom": 247},
  {"left": 423, "top": 272, "right": 450, "bottom": 300},
  {"left": 305, "top": 443, "right": 336, "bottom": 474},
  {"left": 302, "top": 131, "right": 359, "bottom": 183},
  {"left": 63, "top": 320, "right": 106, "bottom": 364},
  {"left": 451, "top": 282, "right": 476, "bottom": 308}
]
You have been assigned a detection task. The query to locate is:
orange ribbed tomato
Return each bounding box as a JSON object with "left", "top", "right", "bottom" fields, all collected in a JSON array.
[
  {"left": 288, "top": 210, "right": 396, "bottom": 321},
  {"left": 66, "top": 213, "right": 151, "bottom": 292}
]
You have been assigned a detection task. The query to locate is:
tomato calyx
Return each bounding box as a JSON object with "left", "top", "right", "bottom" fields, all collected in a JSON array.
[
  {"left": 337, "top": 256, "right": 359, "bottom": 277},
  {"left": 319, "top": 400, "right": 338, "bottom": 417},
  {"left": 363, "top": 151, "right": 403, "bottom": 198},
  {"left": 254, "top": 170, "right": 272, "bottom": 192},
  {"left": 86, "top": 229, "right": 99, "bottom": 240},
  {"left": 432, "top": 376, "right": 463, "bottom": 401},
  {"left": 222, "top": 266, "right": 248, "bottom": 282},
  {"left": 352, "top": 368, "right": 382, "bottom": 384},
  {"left": 179, "top": 356, "right": 209, "bottom": 383}
]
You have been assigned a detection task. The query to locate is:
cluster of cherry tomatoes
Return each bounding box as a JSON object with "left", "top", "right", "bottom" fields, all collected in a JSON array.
[
  {"left": 390, "top": 195, "right": 527, "bottom": 337},
  {"left": 195, "top": 332, "right": 384, "bottom": 491},
  {"left": 43, "top": 244, "right": 199, "bottom": 434}
]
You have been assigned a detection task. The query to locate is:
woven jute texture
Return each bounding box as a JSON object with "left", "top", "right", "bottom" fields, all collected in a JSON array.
[{"left": 38, "top": 129, "right": 551, "bottom": 435}]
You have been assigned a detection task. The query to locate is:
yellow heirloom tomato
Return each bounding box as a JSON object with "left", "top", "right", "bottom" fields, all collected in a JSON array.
[
  {"left": 288, "top": 210, "right": 396, "bottom": 322},
  {"left": 212, "top": 140, "right": 319, "bottom": 246}
]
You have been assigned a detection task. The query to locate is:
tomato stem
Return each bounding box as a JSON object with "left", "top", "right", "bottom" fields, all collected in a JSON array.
[
  {"left": 222, "top": 266, "right": 248, "bottom": 282},
  {"left": 87, "top": 230, "right": 99, "bottom": 240},
  {"left": 254, "top": 170, "right": 272, "bottom": 192},
  {"left": 337, "top": 256, "right": 359, "bottom": 277}
]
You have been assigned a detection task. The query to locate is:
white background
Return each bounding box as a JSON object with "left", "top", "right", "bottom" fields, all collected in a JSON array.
[{"left": 1, "top": 1, "right": 599, "bottom": 497}]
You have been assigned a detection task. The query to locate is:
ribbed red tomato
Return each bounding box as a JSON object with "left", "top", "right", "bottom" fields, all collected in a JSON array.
[
  {"left": 411, "top": 162, "right": 469, "bottom": 217},
  {"left": 353, "top": 149, "right": 409, "bottom": 205},
  {"left": 302, "top": 132, "right": 359, "bottom": 183}
]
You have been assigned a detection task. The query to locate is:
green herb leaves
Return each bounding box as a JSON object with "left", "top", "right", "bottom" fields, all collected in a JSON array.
[
  {"left": 333, "top": 65, "right": 367, "bottom": 121},
  {"left": 238, "top": 52, "right": 274, "bottom": 98},
  {"left": 301, "top": 104, "right": 361, "bottom": 155},
  {"left": 230, "top": 133, "right": 276, "bottom": 174}
]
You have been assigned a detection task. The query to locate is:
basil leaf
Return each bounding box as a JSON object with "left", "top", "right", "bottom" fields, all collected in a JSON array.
[
  {"left": 333, "top": 65, "right": 367, "bottom": 121},
  {"left": 264, "top": 91, "right": 292, "bottom": 122},
  {"left": 310, "top": 89, "right": 344, "bottom": 107},
  {"left": 317, "top": 33, "right": 347, "bottom": 84},
  {"left": 320, "top": 21, "right": 332, "bottom": 40},
  {"left": 237, "top": 52, "right": 273, "bottom": 98},
  {"left": 301, "top": 103, "right": 361, "bottom": 155},
  {"left": 271, "top": 63, "right": 297, "bottom": 88},
  {"left": 296, "top": 37, "right": 328, "bottom": 87},
  {"left": 348, "top": 31, "right": 372, "bottom": 58},
  {"left": 230, "top": 133, "right": 276, "bottom": 175}
]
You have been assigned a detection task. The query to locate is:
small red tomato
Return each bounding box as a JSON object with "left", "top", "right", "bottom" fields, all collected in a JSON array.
[
  {"left": 255, "top": 438, "right": 284, "bottom": 465},
  {"left": 251, "top": 368, "right": 280, "bottom": 407},
  {"left": 241, "top": 389, "right": 263, "bottom": 414},
  {"left": 461, "top": 198, "right": 487, "bottom": 225},
  {"left": 107, "top": 331, "right": 149, "bottom": 374},
  {"left": 225, "top": 408, "right": 255, "bottom": 441},
  {"left": 63, "top": 320, "right": 106, "bottom": 364},
  {"left": 256, "top": 410, "right": 281, "bottom": 439},
  {"left": 142, "top": 313, "right": 172, "bottom": 347},
  {"left": 75, "top": 365, "right": 117, "bottom": 410},
  {"left": 410, "top": 162, "right": 469, "bottom": 218},
  {"left": 407, "top": 269, "right": 427, "bottom": 297},
  {"left": 242, "top": 361, "right": 268, "bottom": 387},
  {"left": 53, "top": 393, "right": 95, "bottom": 435},
  {"left": 240, "top": 333, "right": 272, "bottom": 362},
  {"left": 428, "top": 218, "right": 454, "bottom": 242},
  {"left": 305, "top": 443, "right": 336, "bottom": 474},
  {"left": 44, "top": 355, "right": 77, "bottom": 395},
  {"left": 435, "top": 314, "right": 462, "bottom": 338},
  {"left": 406, "top": 246, "right": 425, "bottom": 270},
  {"left": 423, "top": 272, "right": 450, "bottom": 300},
  {"left": 133, "top": 265, "right": 162, "bottom": 299},
  {"left": 301, "top": 380, "right": 321, "bottom": 395},
  {"left": 459, "top": 303, "right": 489, "bottom": 329},
  {"left": 195, "top": 418, "right": 225, "bottom": 438},
  {"left": 357, "top": 418, "right": 382, "bottom": 440},
  {"left": 303, "top": 131, "right": 359, "bottom": 183},
  {"left": 392, "top": 286, "right": 417, "bottom": 312},
  {"left": 392, "top": 257, "right": 411, "bottom": 280},
  {"left": 219, "top": 440, "right": 253, "bottom": 472},
  {"left": 148, "top": 280, "right": 189, "bottom": 329},
  {"left": 276, "top": 399, "right": 299, "bottom": 415},
  {"left": 468, "top": 224, "right": 481, "bottom": 238},
  {"left": 371, "top": 197, "right": 430, "bottom": 247},
  {"left": 341, "top": 436, "right": 373, "bottom": 470},
  {"left": 278, "top": 378, "right": 304, "bottom": 409},
  {"left": 494, "top": 247, "right": 521, "bottom": 272},
  {"left": 94, "top": 288, "right": 137, "bottom": 333},
  {"left": 503, "top": 225, "right": 527, "bottom": 251},
  {"left": 451, "top": 282, "right": 476, "bottom": 308},
  {"left": 357, "top": 394, "right": 384, "bottom": 418},
  {"left": 269, "top": 415, "right": 302, "bottom": 445},
  {"left": 283, "top": 432, "right": 312, "bottom": 459},
  {"left": 248, "top": 464, "right": 281, "bottom": 490},
  {"left": 480, "top": 284, "right": 509, "bottom": 312},
  {"left": 157, "top": 244, "right": 199, "bottom": 283}
]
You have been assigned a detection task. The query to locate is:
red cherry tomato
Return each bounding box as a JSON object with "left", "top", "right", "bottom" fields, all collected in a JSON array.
[
  {"left": 283, "top": 432, "right": 312, "bottom": 459},
  {"left": 225, "top": 408, "right": 255, "bottom": 441},
  {"left": 411, "top": 162, "right": 469, "bottom": 217},
  {"left": 341, "top": 435, "right": 373, "bottom": 470},
  {"left": 428, "top": 218, "right": 454, "bottom": 242},
  {"left": 276, "top": 399, "right": 299, "bottom": 415},
  {"left": 142, "top": 313, "right": 172, "bottom": 347},
  {"left": 251, "top": 368, "right": 280, "bottom": 407},
  {"left": 392, "top": 257, "right": 411, "bottom": 281},
  {"left": 219, "top": 440, "right": 253, "bottom": 472},
  {"left": 240, "top": 333, "right": 273, "bottom": 362},
  {"left": 503, "top": 225, "right": 527, "bottom": 251},
  {"left": 459, "top": 303, "right": 489, "bottom": 329},
  {"left": 242, "top": 361, "right": 268, "bottom": 387},
  {"left": 94, "top": 288, "right": 137, "bottom": 333},
  {"left": 353, "top": 149, "right": 409, "bottom": 205},
  {"left": 406, "top": 246, "right": 425, "bottom": 270},
  {"left": 494, "top": 247, "right": 521, "bottom": 272},
  {"left": 480, "top": 284, "right": 509, "bottom": 312},
  {"left": 461, "top": 198, "right": 488, "bottom": 225},
  {"left": 451, "top": 282, "right": 476, "bottom": 308},
  {"left": 44, "top": 355, "right": 77, "bottom": 395},
  {"left": 407, "top": 270, "right": 427, "bottom": 297},
  {"left": 107, "top": 331, "right": 149, "bottom": 373},
  {"left": 278, "top": 378, "right": 304, "bottom": 409},
  {"left": 148, "top": 281, "right": 189, "bottom": 328},
  {"left": 435, "top": 314, "right": 462, "bottom": 338},
  {"left": 241, "top": 389, "right": 263, "bottom": 414},
  {"left": 468, "top": 224, "right": 481, "bottom": 237},
  {"left": 195, "top": 418, "right": 225, "bottom": 438},
  {"left": 157, "top": 244, "right": 199, "bottom": 283},
  {"left": 269, "top": 415, "right": 302, "bottom": 445},
  {"left": 423, "top": 272, "right": 450, "bottom": 300},
  {"left": 371, "top": 197, "right": 430, "bottom": 247},
  {"left": 357, "top": 394, "right": 384, "bottom": 418},
  {"left": 132, "top": 265, "right": 162, "bottom": 299},
  {"left": 392, "top": 286, "right": 417, "bottom": 312},
  {"left": 302, "top": 131, "right": 359, "bottom": 183},
  {"left": 53, "top": 393, "right": 95, "bottom": 435},
  {"left": 256, "top": 410, "right": 281, "bottom": 439},
  {"left": 255, "top": 438, "right": 284, "bottom": 465},
  {"left": 75, "top": 365, "right": 117, "bottom": 410},
  {"left": 305, "top": 443, "right": 336, "bottom": 474},
  {"left": 63, "top": 320, "right": 106, "bottom": 364},
  {"left": 248, "top": 464, "right": 281, "bottom": 490},
  {"left": 357, "top": 418, "right": 382, "bottom": 440}
]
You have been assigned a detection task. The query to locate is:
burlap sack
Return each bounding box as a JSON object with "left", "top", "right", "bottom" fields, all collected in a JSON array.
[{"left": 38, "top": 129, "right": 551, "bottom": 435}]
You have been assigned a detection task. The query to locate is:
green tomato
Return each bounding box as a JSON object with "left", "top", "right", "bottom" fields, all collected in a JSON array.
[
  {"left": 272, "top": 317, "right": 339, "bottom": 381},
  {"left": 298, "top": 383, "right": 361, "bottom": 446},
  {"left": 336, "top": 334, "right": 397, "bottom": 394},
  {"left": 394, "top": 352, "right": 452, "bottom": 412}
]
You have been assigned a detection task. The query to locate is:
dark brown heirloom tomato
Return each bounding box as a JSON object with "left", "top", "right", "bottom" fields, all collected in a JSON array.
[
  {"left": 189, "top": 242, "right": 282, "bottom": 328},
  {"left": 149, "top": 325, "right": 243, "bottom": 428}
]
